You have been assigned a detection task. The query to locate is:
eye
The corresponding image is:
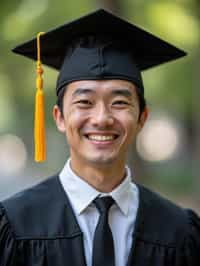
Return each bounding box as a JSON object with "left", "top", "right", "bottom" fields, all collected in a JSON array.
[
  {"left": 77, "top": 100, "right": 91, "bottom": 104},
  {"left": 73, "top": 99, "right": 92, "bottom": 107},
  {"left": 112, "top": 100, "right": 129, "bottom": 105}
]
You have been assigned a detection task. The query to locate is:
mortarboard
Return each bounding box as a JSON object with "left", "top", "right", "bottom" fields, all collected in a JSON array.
[{"left": 12, "top": 9, "right": 187, "bottom": 162}]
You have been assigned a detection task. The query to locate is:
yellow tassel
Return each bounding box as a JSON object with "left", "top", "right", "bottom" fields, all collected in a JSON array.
[{"left": 34, "top": 32, "right": 46, "bottom": 162}]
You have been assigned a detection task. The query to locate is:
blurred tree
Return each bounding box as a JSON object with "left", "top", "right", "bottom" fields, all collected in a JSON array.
[
  {"left": 95, "top": 0, "right": 122, "bottom": 13},
  {"left": 192, "top": 0, "right": 200, "bottom": 203}
]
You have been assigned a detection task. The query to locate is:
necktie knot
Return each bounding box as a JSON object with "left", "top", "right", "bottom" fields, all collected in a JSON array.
[{"left": 93, "top": 196, "right": 114, "bottom": 214}]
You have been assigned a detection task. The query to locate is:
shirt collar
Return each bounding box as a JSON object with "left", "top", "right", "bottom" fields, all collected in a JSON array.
[
  {"left": 109, "top": 166, "right": 132, "bottom": 216},
  {"left": 59, "top": 158, "right": 134, "bottom": 216}
]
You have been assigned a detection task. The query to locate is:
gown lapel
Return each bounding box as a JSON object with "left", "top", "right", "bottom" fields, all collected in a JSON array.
[
  {"left": 126, "top": 184, "right": 179, "bottom": 266},
  {"left": 48, "top": 175, "right": 87, "bottom": 266},
  {"left": 126, "top": 184, "right": 148, "bottom": 266}
]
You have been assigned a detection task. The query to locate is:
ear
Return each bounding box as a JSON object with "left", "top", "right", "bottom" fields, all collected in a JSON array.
[
  {"left": 53, "top": 105, "right": 66, "bottom": 133},
  {"left": 137, "top": 106, "right": 149, "bottom": 133}
]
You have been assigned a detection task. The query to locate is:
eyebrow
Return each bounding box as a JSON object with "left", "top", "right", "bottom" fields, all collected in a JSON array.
[
  {"left": 111, "top": 89, "right": 133, "bottom": 99},
  {"left": 72, "top": 88, "right": 94, "bottom": 98},
  {"left": 71, "top": 87, "right": 133, "bottom": 99}
]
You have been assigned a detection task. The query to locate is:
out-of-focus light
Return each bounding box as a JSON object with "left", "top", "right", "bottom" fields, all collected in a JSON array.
[
  {"left": 147, "top": 2, "right": 200, "bottom": 47},
  {"left": 0, "top": 73, "right": 14, "bottom": 130},
  {"left": 15, "top": 0, "right": 48, "bottom": 20},
  {"left": 136, "top": 116, "right": 181, "bottom": 162},
  {"left": 0, "top": 134, "right": 27, "bottom": 176},
  {"left": 3, "top": 0, "right": 48, "bottom": 41}
]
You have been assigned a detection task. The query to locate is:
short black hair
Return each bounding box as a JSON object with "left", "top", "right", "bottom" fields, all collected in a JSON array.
[{"left": 56, "top": 84, "right": 146, "bottom": 119}]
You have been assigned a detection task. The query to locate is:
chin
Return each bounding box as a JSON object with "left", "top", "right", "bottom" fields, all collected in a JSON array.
[{"left": 84, "top": 154, "right": 122, "bottom": 166}]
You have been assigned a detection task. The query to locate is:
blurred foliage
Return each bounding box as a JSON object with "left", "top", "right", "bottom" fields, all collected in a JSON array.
[{"left": 0, "top": 0, "right": 199, "bottom": 210}]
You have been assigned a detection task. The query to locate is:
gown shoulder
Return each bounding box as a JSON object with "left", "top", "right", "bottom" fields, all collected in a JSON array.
[
  {"left": 133, "top": 185, "right": 200, "bottom": 266},
  {"left": 0, "top": 175, "right": 82, "bottom": 266},
  {"left": 182, "top": 209, "right": 200, "bottom": 266},
  {"left": 0, "top": 204, "right": 17, "bottom": 266}
]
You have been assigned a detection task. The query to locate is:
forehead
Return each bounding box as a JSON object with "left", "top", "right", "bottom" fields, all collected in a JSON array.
[{"left": 65, "top": 79, "right": 138, "bottom": 97}]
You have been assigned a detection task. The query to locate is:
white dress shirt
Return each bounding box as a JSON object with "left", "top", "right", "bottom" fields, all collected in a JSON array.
[{"left": 59, "top": 158, "right": 139, "bottom": 266}]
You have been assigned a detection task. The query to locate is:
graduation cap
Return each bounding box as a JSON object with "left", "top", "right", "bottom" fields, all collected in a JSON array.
[{"left": 12, "top": 9, "right": 187, "bottom": 162}]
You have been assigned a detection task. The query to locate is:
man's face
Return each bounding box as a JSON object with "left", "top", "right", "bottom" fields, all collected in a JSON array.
[{"left": 53, "top": 79, "right": 148, "bottom": 167}]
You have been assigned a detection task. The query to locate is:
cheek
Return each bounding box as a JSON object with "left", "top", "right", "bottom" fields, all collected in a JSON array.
[
  {"left": 117, "top": 109, "right": 139, "bottom": 128},
  {"left": 116, "top": 111, "right": 139, "bottom": 141},
  {"left": 64, "top": 109, "right": 89, "bottom": 137},
  {"left": 126, "top": 117, "right": 139, "bottom": 135}
]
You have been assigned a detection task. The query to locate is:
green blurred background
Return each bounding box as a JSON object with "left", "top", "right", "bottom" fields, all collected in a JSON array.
[{"left": 0, "top": 0, "right": 199, "bottom": 213}]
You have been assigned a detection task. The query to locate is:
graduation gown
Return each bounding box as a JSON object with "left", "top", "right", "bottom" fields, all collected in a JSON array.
[{"left": 0, "top": 175, "right": 200, "bottom": 266}]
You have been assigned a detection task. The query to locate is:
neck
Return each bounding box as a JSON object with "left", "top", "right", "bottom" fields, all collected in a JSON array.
[{"left": 70, "top": 157, "right": 127, "bottom": 193}]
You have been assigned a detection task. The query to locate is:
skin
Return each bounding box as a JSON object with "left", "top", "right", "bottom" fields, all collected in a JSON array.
[{"left": 53, "top": 79, "right": 148, "bottom": 192}]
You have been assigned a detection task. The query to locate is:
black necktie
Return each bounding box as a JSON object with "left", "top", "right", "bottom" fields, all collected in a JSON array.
[{"left": 92, "top": 196, "right": 115, "bottom": 266}]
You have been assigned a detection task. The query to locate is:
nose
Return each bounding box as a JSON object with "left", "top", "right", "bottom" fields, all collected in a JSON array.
[{"left": 90, "top": 103, "right": 114, "bottom": 128}]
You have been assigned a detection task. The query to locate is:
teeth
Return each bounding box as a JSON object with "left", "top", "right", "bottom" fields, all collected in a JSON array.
[{"left": 87, "top": 135, "right": 115, "bottom": 141}]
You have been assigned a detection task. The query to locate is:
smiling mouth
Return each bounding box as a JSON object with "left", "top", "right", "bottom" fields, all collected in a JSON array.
[{"left": 85, "top": 134, "right": 119, "bottom": 142}]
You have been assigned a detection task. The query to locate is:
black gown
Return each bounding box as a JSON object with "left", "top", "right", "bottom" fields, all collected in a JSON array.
[{"left": 0, "top": 175, "right": 200, "bottom": 266}]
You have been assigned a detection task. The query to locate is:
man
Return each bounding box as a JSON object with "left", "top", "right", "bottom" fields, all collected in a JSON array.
[{"left": 0, "top": 9, "right": 199, "bottom": 266}]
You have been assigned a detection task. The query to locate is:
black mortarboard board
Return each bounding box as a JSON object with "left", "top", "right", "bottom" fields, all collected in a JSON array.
[
  {"left": 12, "top": 9, "right": 186, "bottom": 96},
  {"left": 12, "top": 9, "right": 187, "bottom": 162}
]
